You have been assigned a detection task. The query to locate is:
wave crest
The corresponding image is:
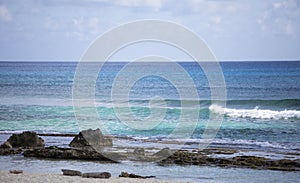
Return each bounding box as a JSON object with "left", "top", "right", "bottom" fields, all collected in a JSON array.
[{"left": 209, "top": 104, "right": 300, "bottom": 120}]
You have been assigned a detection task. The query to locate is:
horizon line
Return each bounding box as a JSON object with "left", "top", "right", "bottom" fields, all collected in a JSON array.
[{"left": 0, "top": 59, "right": 300, "bottom": 62}]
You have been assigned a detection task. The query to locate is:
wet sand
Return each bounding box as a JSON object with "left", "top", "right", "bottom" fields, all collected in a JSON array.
[{"left": 0, "top": 171, "right": 188, "bottom": 183}]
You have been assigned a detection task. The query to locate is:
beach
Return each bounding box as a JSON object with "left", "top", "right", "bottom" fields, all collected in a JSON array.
[
  {"left": 0, "top": 171, "right": 188, "bottom": 183},
  {"left": 0, "top": 132, "right": 300, "bottom": 183}
]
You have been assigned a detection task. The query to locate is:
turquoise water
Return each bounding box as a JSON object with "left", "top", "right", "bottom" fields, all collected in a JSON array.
[{"left": 0, "top": 61, "right": 300, "bottom": 153}]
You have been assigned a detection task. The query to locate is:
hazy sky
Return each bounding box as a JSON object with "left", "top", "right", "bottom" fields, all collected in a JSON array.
[{"left": 0, "top": 0, "right": 299, "bottom": 61}]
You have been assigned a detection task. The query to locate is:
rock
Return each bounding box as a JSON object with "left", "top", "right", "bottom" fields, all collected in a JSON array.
[
  {"left": 119, "top": 172, "right": 155, "bottom": 179},
  {"left": 23, "top": 147, "right": 115, "bottom": 162},
  {"left": 154, "top": 147, "right": 172, "bottom": 158},
  {"left": 0, "top": 141, "right": 12, "bottom": 149},
  {"left": 5, "top": 131, "right": 44, "bottom": 148},
  {"left": 9, "top": 170, "right": 23, "bottom": 174},
  {"left": 158, "top": 151, "right": 300, "bottom": 172},
  {"left": 82, "top": 172, "right": 111, "bottom": 178},
  {"left": 0, "top": 148, "right": 22, "bottom": 155},
  {"left": 69, "top": 129, "right": 112, "bottom": 148},
  {"left": 61, "top": 169, "right": 82, "bottom": 176},
  {"left": 267, "top": 167, "right": 296, "bottom": 171}
]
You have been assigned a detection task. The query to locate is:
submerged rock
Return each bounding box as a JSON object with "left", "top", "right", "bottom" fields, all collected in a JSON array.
[
  {"left": 69, "top": 129, "right": 112, "bottom": 148},
  {"left": 119, "top": 172, "right": 155, "bottom": 179},
  {"left": 3, "top": 131, "right": 44, "bottom": 148},
  {"left": 61, "top": 169, "right": 82, "bottom": 176},
  {"left": 82, "top": 172, "right": 111, "bottom": 179}
]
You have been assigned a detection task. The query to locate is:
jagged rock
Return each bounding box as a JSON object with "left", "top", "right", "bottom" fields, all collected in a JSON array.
[
  {"left": 9, "top": 170, "right": 23, "bottom": 174},
  {"left": 23, "top": 147, "right": 115, "bottom": 162},
  {"left": 82, "top": 172, "right": 111, "bottom": 178},
  {"left": 0, "top": 141, "right": 12, "bottom": 149},
  {"left": 4, "top": 131, "right": 44, "bottom": 148},
  {"left": 61, "top": 169, "right": 82, "bottom": 176},
  {"left": 154, "top": 147, "right": 172, "bottom": 158},
  {"left": 69, "top": 129, "right": 112, "bottom": 148},
  {"left": 119, "top": 172, "right": 155, "bottom": 179}
]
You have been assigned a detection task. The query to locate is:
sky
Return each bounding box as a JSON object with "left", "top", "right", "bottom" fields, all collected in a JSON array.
[{"left": 0, "top": 0, "right": 299, "bottom": 61}]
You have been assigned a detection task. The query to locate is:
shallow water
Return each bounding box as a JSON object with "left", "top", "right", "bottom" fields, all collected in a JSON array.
[{"left": 0, "top": 155, "right": 299, "bottom": 183}]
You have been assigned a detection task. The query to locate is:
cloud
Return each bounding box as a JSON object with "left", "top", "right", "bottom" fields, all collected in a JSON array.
[
  {"left": 116, "top": 0, "right": 164, "bottom": 10},
  {"left": 68, "top": 16, "right": 103, "bottom": 41},
  {"left": 0, "top": 5, "right": 12, "bottom": 22},
  {"left": 1, "top": 0, "right": 300, "bottom": 60},
  {"left": 79, "top": 0, "right": 165, "bottom": 10},
  {"left": 258, "top": 0, "right": 300, "bottom": 36}
]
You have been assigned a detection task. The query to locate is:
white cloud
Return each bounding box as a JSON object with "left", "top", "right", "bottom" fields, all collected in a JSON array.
[
  {"left": 69, "top": 16, "right": 102, "bottom": 41},
  {"left": 273, "top": 2, "right": 282, "bottom": 9},
  {"left": 80, "top": 0, "right": 166, "bottom": 11},
  {"left": 0, "top": 5, "right": 12, "bottom": 22},
  {"left": 117, "top": 0, "right": 165, "bottom": 10},
  {"left": 258, "top": 0, "right": 300, "bottom": 36}
]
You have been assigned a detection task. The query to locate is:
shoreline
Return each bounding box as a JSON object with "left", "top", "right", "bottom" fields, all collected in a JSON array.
[
  {"left": 0, "top": 131, "right": 300, "bottom": 182},
  {"left": 0, "top": 132, "right": 299, "bottom": 172},
  {"left": 0, "top": 171, "right": 187, "bottom": 183}
]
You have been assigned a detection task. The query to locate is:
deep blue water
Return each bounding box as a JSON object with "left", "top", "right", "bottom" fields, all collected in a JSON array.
[{"left": 0, "top": 61, "right": 299, "bottom": 152}]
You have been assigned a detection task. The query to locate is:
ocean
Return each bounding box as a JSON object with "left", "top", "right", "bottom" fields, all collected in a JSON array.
[{"left": 0, "top": 61, "right": 300, "bottom": 181}]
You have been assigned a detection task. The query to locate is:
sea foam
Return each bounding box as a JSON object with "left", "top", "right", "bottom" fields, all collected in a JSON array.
[{"left": 209, "top": 104, "right": 300, "bottom": 120}]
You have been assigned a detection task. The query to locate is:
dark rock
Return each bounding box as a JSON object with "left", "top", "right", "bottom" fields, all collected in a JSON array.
[
  {"left": 158, "top": 150, "right": 300, "bottom": 171},
  {"left": 267, "top": 166, "right": 296, "bottom": 171},
  {"left": 23, "top": 147, "right": 116, "bottom": 162},
  {"left": 119, "top": 172, "right": 155, "bottom": 179},
  {"left": 82, "top": 172, "right": 111, "bottom": 178},
  {"left": 154, "top": 147, "right": 172, "bottom": 158},
  {"left": 4, "top": 131, "right": 44, "bottom": 148},
  {"left": 61, "top": 169, "right": 82, "bottom": 176},
  {"left": 277, "top": 159, "right": 299, "bottom": 168},
  {"left": 0, "top": 141, "right": 12, "bottom": 149},
  {"left": 69, "top": 129, "right": 112, "bottom": 148},
  {"left": 0, "top": 148, "right": 22, "bottom": 155},
  {"left": 9, "top": 170, "right": 23, "bottom": 174}
]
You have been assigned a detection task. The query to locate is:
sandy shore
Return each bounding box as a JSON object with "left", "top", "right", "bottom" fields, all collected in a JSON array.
[{"left": 0, "top": 171, "right": 189, "bottom": 183}]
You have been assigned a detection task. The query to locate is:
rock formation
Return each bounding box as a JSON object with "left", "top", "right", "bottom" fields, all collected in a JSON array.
[
  {"left": 82, "top": 172, "right": 111, "bottom": 178},
  {"left": 61, "top": 169, "right": 82, "bottom": 176},
  {"left": 69, "top": 129, "right": 112, "bottom": 148},
  {"left": 119, "top": 172, "right": 155, "bottom": 179},
  {"left": 0, "top": 131, "right": 44, "bottom": 148},
  {"left": 23, "top": 146, "right": 115, "bottom": 162}
]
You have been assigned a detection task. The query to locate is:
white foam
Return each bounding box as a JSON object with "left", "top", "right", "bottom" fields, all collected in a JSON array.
[
  {"left": 209, "top": 104, "right": 300, "bottom": 120},
  {"left": 212, "top": 138, "right": 291, "bottom": 149}
]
